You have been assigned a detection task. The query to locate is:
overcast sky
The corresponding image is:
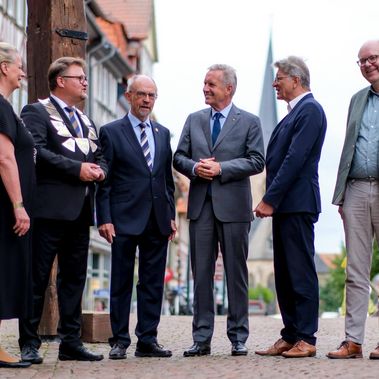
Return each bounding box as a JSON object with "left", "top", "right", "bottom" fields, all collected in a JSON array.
[{"left": 153, "top": 0, "right": 379, "bottom": 253}]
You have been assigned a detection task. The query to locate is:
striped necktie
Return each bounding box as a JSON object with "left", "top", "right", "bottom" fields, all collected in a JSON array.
[
  {"left": 65, "top": 107, "right": 83, "bottom": 137},
  {"left": 139, "top": 122, "right": 153, "bottom": 171}
]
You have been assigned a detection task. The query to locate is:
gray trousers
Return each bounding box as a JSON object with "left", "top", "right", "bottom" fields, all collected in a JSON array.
[
  {"left": 343, "top": 179, "right": 379, "bottom": 344},
  {"left": 189, "top": 197, "right": 250, "bottom": 344}
]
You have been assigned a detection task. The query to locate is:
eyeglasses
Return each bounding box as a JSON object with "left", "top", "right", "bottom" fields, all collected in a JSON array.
[
  {"left": 61, "top": 75, "right": 88, "bottom": 84},
  {"left": 274, "top": 75, "right": 290, "bottom": 82},
  {"left": 356, "top": 55, "right": 379, "bottom": 67},
  {"left": 131, "top": 91, "right": 157, "bottom": 100}
]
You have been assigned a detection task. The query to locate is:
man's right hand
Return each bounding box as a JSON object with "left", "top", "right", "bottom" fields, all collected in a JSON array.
[
  {"left": 80, "top": 162, "right": 104, "bottom": 182},
  {"left": 98, "top": 223, "right": 116, "bottom": 244}
]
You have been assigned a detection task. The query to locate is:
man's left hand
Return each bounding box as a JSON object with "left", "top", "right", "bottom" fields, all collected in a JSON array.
[
  {"left": 169, "top": 220, "right": 177, "bottom": 241},
  {"left": 254, "top": 200, "right": 274, "bottom": 218}
]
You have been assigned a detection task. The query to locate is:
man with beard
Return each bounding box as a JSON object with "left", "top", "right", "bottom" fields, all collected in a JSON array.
[{"left": 19, "top": 57, "right": 107, "bottom": 363}]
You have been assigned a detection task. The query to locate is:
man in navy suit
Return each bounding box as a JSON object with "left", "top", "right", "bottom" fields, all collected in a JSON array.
[
  {"left": 96, "top": 75, "right": 176, "bottom": 359},
  {"left": 19, "top": 57, "right": 107, "bottom": 363},
  {"left": 255, "top": 56, "right": 327, "bottom": 358}
]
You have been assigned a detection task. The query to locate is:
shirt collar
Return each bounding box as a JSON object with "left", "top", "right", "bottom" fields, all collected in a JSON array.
[
  {"left": 50, "top": 94, "right": 75, "bottom": 112},
  {"left": 288, "top": 91, "right": 311, "bottom": 112},
  {"left": 211, "top": 102, "right": 233, "bottom": 119},
  {"left": 370, "top": 87, "right": 379, "bottom": 97},
  {"left": 128, "top": 112, "right": 151, "bottom": 129}
]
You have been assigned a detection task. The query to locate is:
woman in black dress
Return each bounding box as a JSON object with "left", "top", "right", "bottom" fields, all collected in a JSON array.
[{"left": 0, "top": 42, "right": 35, "bottom": 368}]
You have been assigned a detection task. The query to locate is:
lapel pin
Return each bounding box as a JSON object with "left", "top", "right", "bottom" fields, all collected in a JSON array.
[{"left": 155, "top": 128, "right": 159, "bottom": 132}]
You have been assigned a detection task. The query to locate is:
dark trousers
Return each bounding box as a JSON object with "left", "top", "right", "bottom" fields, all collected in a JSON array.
[
  {"left": 19, "top": 200, "right": 91, "bottom": 349},
  {"left": 109, "top": 211, "right": 168, "bottom": 348},
  {"left": 189, "top": 197, "right": 250, "bottom": 344},
  {"left": 272, "top": 212, "right": 319, "bottom": 345}
]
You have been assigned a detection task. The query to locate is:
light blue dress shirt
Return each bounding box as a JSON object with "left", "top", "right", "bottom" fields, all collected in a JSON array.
[{"left": 349, "top": 90, "right": 379, "bottom": 179}]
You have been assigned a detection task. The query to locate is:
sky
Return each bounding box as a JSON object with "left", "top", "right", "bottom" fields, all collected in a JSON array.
[{"left": 152, "top": 0, "right": 379, "bottom": 253}]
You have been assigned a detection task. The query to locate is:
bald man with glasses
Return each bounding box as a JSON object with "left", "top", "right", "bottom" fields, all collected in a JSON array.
[{"left": 327, "top": 40, "right": 379, "bottom": 360}]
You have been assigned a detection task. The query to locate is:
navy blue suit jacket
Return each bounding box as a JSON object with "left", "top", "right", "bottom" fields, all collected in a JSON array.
[
  {"left": 96, "top": 115, "right": 175, "bottom": 236},
  {"left": 263, "top": 93, "right": 327, "bottom": 213}
]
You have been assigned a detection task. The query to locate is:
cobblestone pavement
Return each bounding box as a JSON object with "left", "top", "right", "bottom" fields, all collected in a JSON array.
[{"left": 1, "top": 315, "right": 379, "bottom": 379}]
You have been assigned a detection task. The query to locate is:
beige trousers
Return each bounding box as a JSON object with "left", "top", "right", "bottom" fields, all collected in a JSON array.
[{"left": 343, "top": 179, "right": 379, "bottom": 344}]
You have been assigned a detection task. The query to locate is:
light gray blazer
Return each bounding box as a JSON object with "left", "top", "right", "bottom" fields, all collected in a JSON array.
[
  {"left": 333, "top": 86, "right": 371, "bottom": 205},
  {"left": 173, "top": 104, "right": 265, "bottom": 222}
]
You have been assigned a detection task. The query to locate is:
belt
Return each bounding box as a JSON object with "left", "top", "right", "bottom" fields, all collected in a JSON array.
[{"left": 349, "top": 177, "right": 378, "bottom": 182}]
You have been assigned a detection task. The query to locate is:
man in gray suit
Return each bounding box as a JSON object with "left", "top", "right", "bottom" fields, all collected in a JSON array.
[
  {"left": 174, "top": 64, "right": 265, "bottom": 357},
  {"left": 327, "top": 40, "right": 379, "bottom": 360}
]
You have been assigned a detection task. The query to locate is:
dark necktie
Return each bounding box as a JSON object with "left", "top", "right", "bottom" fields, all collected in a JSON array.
[
  {"left": 139, "top": 123, "right": 153, "bottom": 171},
  {"left": 65, "top": 107, "right": 83, "bottom": 137},
  {"left": 212, "top": 112, "right": 222, "bottom": 146}
]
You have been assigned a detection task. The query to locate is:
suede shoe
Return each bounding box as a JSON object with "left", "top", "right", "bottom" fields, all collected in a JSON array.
[
  {"left": 282, "top": 340, "right": 316, "bottom": 358},
  {"left": 231, "top": 342, "right": 248, "bottom": 356},
  {"left": 21, "top": 345, "right": 43, "bottom": 364},
  {"left": 135, "top": 342, "right": 172, "bottom": 358},
  {"left": 58, "top": 345, "right": 104, "bottom": 361},
  {"left": 183, "top": 342, "right": 211, "bottom": 357},
  {"left": 255, "top": 338, "right": 293, "bottom": 356},
  {"left": 369, "top": 345, "right": 379, "bottom": 360},
  {"left": 109, "top": 343, "right": 127, "bottom": 360},
  {"left": 326, "top": 340, "right": 362, "bottom": 359}
]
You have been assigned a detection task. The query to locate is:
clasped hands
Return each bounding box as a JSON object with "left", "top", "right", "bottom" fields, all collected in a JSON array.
[
  {"left": 195, "top": 157, "right": 221, "bottom": 180},
  {"left": 80, "top": 162, "right": 105, "bottom": 182}
]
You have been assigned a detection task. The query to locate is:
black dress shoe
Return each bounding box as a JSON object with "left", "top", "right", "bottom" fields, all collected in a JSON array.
[
  {"left": 135, "top": 342, "right": 172, "bottom": 358},
  {"left": 0, "top": 360, "right": 31, "bottom": 368},
  {"left": 109, "top": 343, "right": 127, "bottom": 360},
  {"left": 231, "top": 342, "right": 248, "bottom": 356},
  {"left": 21, "top": 344, "right": 43, "bottom": 364},
  {"left": 183, "top": 342, "right": 211, "bottom": 357},
  {"left": 58, "top": 345, "right": 104, "bottom": 361}
]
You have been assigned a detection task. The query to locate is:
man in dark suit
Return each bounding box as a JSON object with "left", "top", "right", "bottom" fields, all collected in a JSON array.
[
  {"left": 255, "top": 56, "right": 326, "bottom": 358},
  {"left": 96, "top": 74, "right": 176, "bottom": 359},
  {"left": 174, "top": 64, "right": 265, "bottom": 357},
  {"left": 19, "top": 57, "right": 107, "bottom": 363}
]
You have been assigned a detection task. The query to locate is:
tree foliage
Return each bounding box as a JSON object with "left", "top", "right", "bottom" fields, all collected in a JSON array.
[{"left": 248, "top": 285, "right": 275, "bottom": 304}]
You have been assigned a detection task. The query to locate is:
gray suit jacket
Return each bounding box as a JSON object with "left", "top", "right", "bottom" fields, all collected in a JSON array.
[
  {"left": 173, "top": 104, "right": 265, "bottom": 222},
  {"left": 333, "top": 86, "right": 371, "bottom": 205}
]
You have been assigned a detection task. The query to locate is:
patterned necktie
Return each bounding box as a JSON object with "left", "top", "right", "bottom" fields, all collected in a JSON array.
[
  {"left": 139, "top": 123, "right": 153, "bottom": 171},
  {"left": 65, "top": 107, "right": 83, "bottom": 138},
  {"left": 212, "top": 112, "right": 222, "bottom": 146}
]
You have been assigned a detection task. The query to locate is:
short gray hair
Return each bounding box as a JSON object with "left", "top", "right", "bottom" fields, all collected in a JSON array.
[
  {"left": 274, "top": 56, "right": 310, "bottom": 90},
  {"left": 207, "top": 64, "right": 237, "bottom": 96}
]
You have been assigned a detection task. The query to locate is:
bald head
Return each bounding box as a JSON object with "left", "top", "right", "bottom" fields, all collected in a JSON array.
[{"left": 357, "top": 40, "right": 379, "bottom": 90}]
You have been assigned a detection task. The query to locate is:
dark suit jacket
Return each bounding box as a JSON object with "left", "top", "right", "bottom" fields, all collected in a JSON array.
[
  {"left": 21, "top": 97, "right": 107, "bottom": 223},
  {"left": 174, "top": 104, "right": 265, "bottom": 222},
  {"left": 264, "top": 93, "right": 327, "bottom": 213},
  {"left": 96, "top": 116, "right": 175, "bottom": 236}
]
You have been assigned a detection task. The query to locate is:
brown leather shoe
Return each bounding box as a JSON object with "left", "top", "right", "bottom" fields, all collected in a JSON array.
[
  {"left": 255, "top": 338, "right": 293, "bottom": 356},
  {"left": 282, "top": 340, "right": 316, "bottom": 358},
  {"left": 369, "top": 345, "right": 379, "bottom": 360},
  {"left": 326, "top": 340, "right": 362, "bottom": 359}
]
